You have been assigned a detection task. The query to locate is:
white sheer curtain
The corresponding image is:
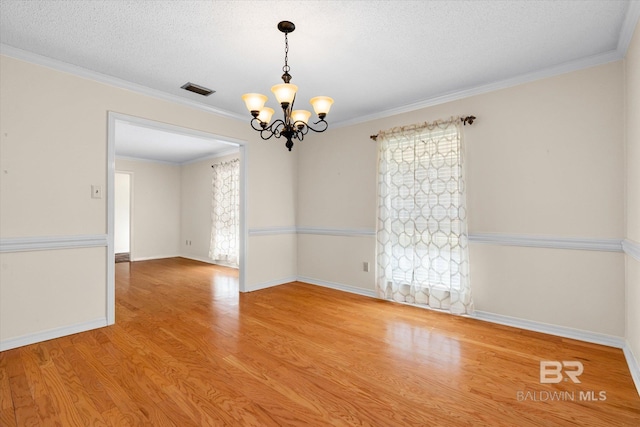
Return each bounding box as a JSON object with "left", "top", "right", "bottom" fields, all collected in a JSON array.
[
  {"left": 376, "top": 118, "right": 473, "bottom": 315},
  {"left": 209, "top": 159, "right": 240, "bottom": 267}
]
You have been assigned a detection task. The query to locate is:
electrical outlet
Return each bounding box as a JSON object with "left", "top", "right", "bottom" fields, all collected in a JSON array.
[{"left": 363, "top": 262, "right": 369, "bottom": 272}]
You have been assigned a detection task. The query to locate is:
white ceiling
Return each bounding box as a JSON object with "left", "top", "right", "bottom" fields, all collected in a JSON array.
[
  {"left": 1, "top": 1, "right": 639, "bottom": 133},
  {"left": 115, "top": 120, "right": 237, "bottom": 164}
]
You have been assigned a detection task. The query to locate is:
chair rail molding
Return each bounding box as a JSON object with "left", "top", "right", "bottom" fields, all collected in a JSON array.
[
  {"left": 296, "top": 226, "right": 376, "bottom": 237},
  {"left": 468, "top": 233, "right": 623, "bottom": 252},
  {"left": 248, "top": 226, "right": 298, "bottom": 236},
  {"left": 248, "top": 227, "right": 626, "bottom": 252},
  {"left": 622, "top": 239, "right": 640, "bottom": 262},
  {"left": 0, "top": 234, "right": 108, "bottom": 253}
]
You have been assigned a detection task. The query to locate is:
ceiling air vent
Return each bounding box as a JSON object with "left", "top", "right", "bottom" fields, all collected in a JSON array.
[{"left": 181, "top": 82, "right": 215, "bottom": 96}]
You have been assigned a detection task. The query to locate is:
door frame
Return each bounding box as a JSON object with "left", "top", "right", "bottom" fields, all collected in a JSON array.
[{"left": 106, "top": 112, "right": 248, "bottom": 325}]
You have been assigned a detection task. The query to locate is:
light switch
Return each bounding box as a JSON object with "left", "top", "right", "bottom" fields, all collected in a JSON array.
[{"left": 91, "top": 185, "right": 102, "bottom": 199}]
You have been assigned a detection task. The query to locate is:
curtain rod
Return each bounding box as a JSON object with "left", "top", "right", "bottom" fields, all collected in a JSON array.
[
  {"left": 211, "top": 158, "right": 240, "bottom": 167},
  {"left": 369, "top": 115, "right": 476, "bottom": 141}
]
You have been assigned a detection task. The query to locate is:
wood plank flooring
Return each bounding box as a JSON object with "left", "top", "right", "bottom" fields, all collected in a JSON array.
[{"left": 1, "top": 257, "right": 639, "bottom": 426}]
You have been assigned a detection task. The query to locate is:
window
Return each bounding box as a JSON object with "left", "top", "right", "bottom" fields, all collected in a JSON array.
[
  {"left": 209, "top": 159, "right": 240, "bottom": 267},
  {"left": 377, "top": 119, "right": 473, "bottom": 314}
]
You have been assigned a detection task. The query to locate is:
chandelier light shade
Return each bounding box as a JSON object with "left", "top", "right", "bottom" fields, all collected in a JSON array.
[
  {"left": 242, "top": 21, "right": 334, "bottom": 151},
  {"left": 291, "top": 110, "right": 312, "bottom": 125},
  {"left": 241, "top": 93, "right": 267, "bottom": 112},
  {"left": 257, "top": 107, "right": 275, "bottom": 124},
  {"left": 310, "top": 96, "right": 334, "bottom": 118},
  {"left": 271, "top": 83, "right": 298, "bottom": 106}
]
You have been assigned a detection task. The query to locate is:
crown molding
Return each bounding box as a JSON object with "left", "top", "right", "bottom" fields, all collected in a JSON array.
[
  {"left": 336, "top": 4, "right": 639, "bottom": 129},
  {"left": 333, "top": 49, "right": 622, "bottom": 128},
  {"left": 4, "top": 2, "right": 638, "bottom": 134},
  {"left": 618, "top": 1, "right": 640, "bottom": 54},
  {"left": 180, "top": 148, "right": 240, "bottom": 165},
  {"left": 0, "top": 44, "right": 246, "bottom": 122},
  {"left": 115, "top": 150, "right": 239, "bottom": 166},
  {"left": 115, "top": 155, "right": 179, "bottom": 166}
]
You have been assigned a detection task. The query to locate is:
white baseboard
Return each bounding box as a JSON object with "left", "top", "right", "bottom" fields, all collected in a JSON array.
[
  {"left": 130, "top": 254, "right": 180, "bottom": 262},
  {"left": 623, "top": 343, "right": 640, "bottom": 396},
  {"left": 180, "top": 255, "right": 239, "bottom": 269},
  {"left": 245, "top": 275, "right": 376, "bottom": 298},
  {"left": 244, "top": 276, "right": 298, "bottom": 292},
  {"left": 0, "top": 318, "right": 107, "bottom": 351},
  {"left": 179, "top": 254, "right": 217, "bottom": 264},
  {"left": 472, "top": 311, "right": 625, "bottom": 348},
  {"left": 297, "top": 276, "right": 377, "bottom": 298},
  {"left": 472, "top": 311, "right": 639, "bottom": 395}
]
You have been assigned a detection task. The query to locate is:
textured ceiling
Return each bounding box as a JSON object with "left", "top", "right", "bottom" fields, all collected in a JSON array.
[{"left": 0, "top": 1, "right": 638, "bottom": 128}]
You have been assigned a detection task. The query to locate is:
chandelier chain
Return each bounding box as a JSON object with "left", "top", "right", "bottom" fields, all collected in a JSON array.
[{"left": 283, "top": 32, "right": 290, "bottom": 74}]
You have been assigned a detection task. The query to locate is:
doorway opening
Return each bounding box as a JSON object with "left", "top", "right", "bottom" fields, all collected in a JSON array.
[
  {"left": 107, "top": 112, "right": 248, "bottom": 325},
  {"left": 114, "top": 171, "right": 132, "bottom": 263}
]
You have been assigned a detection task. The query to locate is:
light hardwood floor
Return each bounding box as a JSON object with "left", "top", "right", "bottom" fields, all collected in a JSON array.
[{"left": 1, "top": 257, "right": 639, "bottom": 426}]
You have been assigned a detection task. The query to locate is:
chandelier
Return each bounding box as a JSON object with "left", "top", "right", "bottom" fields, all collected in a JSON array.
[{"left": 242, "top": 21, "right": 334, "bottom": 151}]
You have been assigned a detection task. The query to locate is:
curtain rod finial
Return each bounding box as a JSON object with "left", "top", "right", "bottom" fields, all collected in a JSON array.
[{"left": 461, "top": 116, "right": 476, "bottom": 126}]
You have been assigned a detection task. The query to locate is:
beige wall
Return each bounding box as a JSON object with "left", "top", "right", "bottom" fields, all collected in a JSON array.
[
  {"left": 0, "top": 54, "right": 297, "bottom": 345},
  {"left": 180, "top": 152, "right": 239, "bottom": 263},
  {"left": 625, "top": 21, "right": 640, "bottom": 365},
  {"left": 0, "top": 36, "right": 635, "bottom": 351},
  {"left": 297, "top": 235, "right": 375, "bottom": 291},
  {"left": 247, "top": 143, "right": 298, "bottom": 228},
  {"left": 117, "top": 152, "right": 243, "bottom": 265},
  {"left": 114, "top": 172, "right": 131, "bottom": 253},
  {"left": 298, "top": 61, "right": 626, "bottom": 337},
  {"left": 470, "top": 246, "right": 624, "bottom": 335},
  {"left": 247, "top": 234, "right": 297, "bottom": 290},
  {"left": 116, "top": 158, "right": 181, "bottom": 260},
  {"left": 243, "top": 139, "right": 298, "bottom": 288},
  {"left": 0, "top": 248, "right": 106, "bottom": 340}
]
